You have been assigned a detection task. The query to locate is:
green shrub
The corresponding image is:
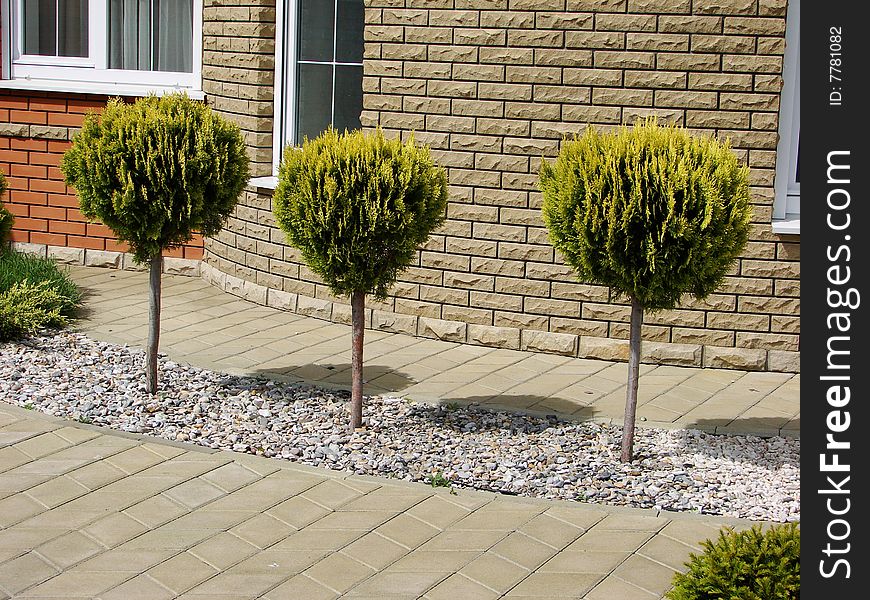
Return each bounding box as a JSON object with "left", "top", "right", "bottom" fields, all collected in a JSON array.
[
  {"left": 0, "top": 252, "right": 81, "bottom": 313},
  {"left": 539, "top": 119, "right": 751, "bottom": 461},
  {"left": 0, "top": 280, "right": 68, "bottom": 340},
  {"left": 0, "top": 252, "right": 81, "bottom": 341},
  {"left": 61, "top": 93, "right": 250, "bottom": 393},
  {"left": 540, "top": 119, "right": 750, "bottom": 310},
  {"left": 667, "top": 523, "right": 800, "bottom": 600},
  {"left": 0, "top": 252, "right": 82, "bottom": 342},
  {"left": 274, "top": 128, "right": 448, "bottom": 427}
]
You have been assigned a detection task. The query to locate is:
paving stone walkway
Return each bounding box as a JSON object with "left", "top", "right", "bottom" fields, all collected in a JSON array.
[
  {"left": 0, "top": 404, "right": 751, "bottom": 600},
  {"left": 69, "top": 266, "right": 799, "bottom": 438},
  {"left": 0, "top": 266, "right": 798, "bottom": 598}
]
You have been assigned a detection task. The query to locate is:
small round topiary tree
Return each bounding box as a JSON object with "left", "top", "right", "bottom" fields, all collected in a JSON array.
[
  {"left": 274, "top": 128, "right": 448, "bottom": 429},
  {"left": 61, "top": 93, "right": 250, "bottom": 393},
  {"left": 0, "top": 171, "right": 12, "bottom": 253},
  {"left": 539, "top": 119, "right": 751, "bottom": 462},
  {"left": 666, "top": 523, "right": 800, "bottom": 600}
]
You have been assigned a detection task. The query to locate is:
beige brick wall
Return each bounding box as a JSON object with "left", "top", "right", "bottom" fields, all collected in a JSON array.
[
  {"left": 203, "top": 0, "right": 799, "bottom": 372},
  {"left": 202, "top": 0, "right": 276, "bottom": 175}
]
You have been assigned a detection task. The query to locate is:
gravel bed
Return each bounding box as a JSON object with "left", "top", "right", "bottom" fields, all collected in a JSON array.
[{"left": 1, "top": 332, "right": 799, "bottom": 522}]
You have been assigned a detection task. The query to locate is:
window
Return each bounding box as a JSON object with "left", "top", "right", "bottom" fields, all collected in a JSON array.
[
  {"left": 272, "top": 0, "right": 364, "bottom": 168},
  {"left": 772, "top": 0, "right": 799, "bottom": 234},
  {"left": 1, "top": 0, "right": 202, "bottom": 95}
]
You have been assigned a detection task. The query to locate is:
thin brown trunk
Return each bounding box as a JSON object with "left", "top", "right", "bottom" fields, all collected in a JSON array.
[
  {"left": 621, "top": 296, "right": 643, "bottom": 462},
  {"left": 351, "top": 290, "right": 365, "bottom": 429},
  {"left": 145, "top": 254, "right": 162, "bottom": 395}
]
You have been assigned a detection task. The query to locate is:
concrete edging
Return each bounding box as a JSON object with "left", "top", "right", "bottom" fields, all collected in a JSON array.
[
  {"left": 11, "top": 242, "right": 201, "bottom": 277},
  {"left": 199, "top": 260, "right": 800, "bottom": 374}
]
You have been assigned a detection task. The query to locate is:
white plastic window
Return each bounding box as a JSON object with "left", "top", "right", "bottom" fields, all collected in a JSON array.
[
  {"left": 772, "top": 0, "right": 800, "bottom": 234},
  {"left": 1, "top": 0, "right": 202, "bottom": 96},
  {"left": 272, "top": 0, "right": 364, "bottom": 171}
]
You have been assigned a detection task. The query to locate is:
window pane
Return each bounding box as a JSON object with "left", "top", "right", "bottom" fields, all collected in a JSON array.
[
  {"left": 297, "top": 63, "right": 334, "bottom": 142},
  {"left": 335, "top": 0, "right": 364, "bottom": 63},
  {"left": 299, "top": 0, "right": 334, "bottom": 62},
  {"left": 58, "top": 0, "right": 88, "bottom": 57},
  {"left": 334, "top": 65, "right": 362, "bottom": 133},
  {"left": 109, "top": 0, "right": 151, "bottom": 70},
  {"left": 154, "top": 0, "right": 193, "bottom": 72},
  {"left": 109, "top": 0, "right": 193, "bottom": 72},
  {"left": 24, "top": 0, "right": 58, "bottom": 56}
]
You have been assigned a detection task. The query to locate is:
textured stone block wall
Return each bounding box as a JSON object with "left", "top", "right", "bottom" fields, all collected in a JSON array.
[
  {"left": 204, "top": 0, "right": 800, "bottom": 371},
  {"left": 202, "top": 0, "right": 277, "bottom": 176}
]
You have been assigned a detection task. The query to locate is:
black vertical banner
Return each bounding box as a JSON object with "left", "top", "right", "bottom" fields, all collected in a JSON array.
[{"left": 802, "top": 1, "right": 869, "bottom": 596}]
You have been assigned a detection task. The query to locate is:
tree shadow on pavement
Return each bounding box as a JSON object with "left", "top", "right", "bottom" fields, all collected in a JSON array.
[
  {"left": 403, "top": 394, "right": 602, "bottom": 434},
  {"left": 252, "top": 363, "right": 415, "bottom": 393}
]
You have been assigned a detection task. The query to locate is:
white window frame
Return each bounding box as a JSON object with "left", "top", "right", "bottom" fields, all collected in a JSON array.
[
  {"left": 772, "top": 0, "right": 799, "bottom": 234},
  {"left": 0, "top": 0, "right": 203, "bottom": 97},
  {"left": 265, "top": 0, "right": 364, "bottom": 180},
  {"left": 271, "top": 0, "right": 297, "bottom": 175}
]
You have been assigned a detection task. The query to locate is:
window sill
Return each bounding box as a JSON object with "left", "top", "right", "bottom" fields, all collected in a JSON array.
[
  {"left": 249, "top": 176, "right": 278, "bottom": 190},
  {"left": 0, "top": 78, "right": 205, "bottom": 99},
  {"left": 771, "top": 216, "right": 800, "bottom": 235}
]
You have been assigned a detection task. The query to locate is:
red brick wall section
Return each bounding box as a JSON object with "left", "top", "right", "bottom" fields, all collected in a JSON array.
[{"left": 0, "top": 91, "right": 204, "bottom": 260}]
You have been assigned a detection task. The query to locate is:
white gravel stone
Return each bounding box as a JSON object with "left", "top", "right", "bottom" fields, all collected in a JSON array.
[{"left": 0, "top": 332, "right": 800, "bottom": 522}]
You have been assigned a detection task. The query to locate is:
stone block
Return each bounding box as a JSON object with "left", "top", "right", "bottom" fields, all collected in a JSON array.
[
  {"left": 467, "top": 324, "right": 521, "bottom": 350},
  {"left": 521, "top": 330, "right": 577, "bottom": 356},
  {"left": 242, "top": 280, "right": 267, "bottom": 305},
  {"left": 201, "top": 262, "right": 226, "bottom": 290},
  {"left": 84, "top": 250, "right": 122, "bottom": 269},
  {"left": 122, "top": 254, "right": 148, "bottom": 271},
  {"left": 768, "top": 350, "right": 800, "bottom": 373},
  {"left": 641, "top": 342, "right": 702, "bottom": 367},
  {"left": 266, "top": 289, "right": 297, "bottom": 312},
  {"left": 372, "top": 310, "right": 417, "bottom": 335},
  {"left": 224, "top": 274, "right": 246, "bottom": 298},
  {"left": 550, "top": 317, "right": 609, "bottom": 337},
  {"left": 578, "top": 336, "right": 630, "bottom": 362},
  {"left": 418, "top": 317, "right": 467, "bottom": 342},
  {"left": 11, "top": 242, "right": 47, "bottom": 258},
  {"left": 330, "top": 302, "right": 352, "bottom": 326},
  {"left": 296, "top": 295, "right": 333, "bottom": 321},
  {"left": 163, "top": 258, "right": 200, "bottom": 277},
  {"left": 47, "top": 245, "right": 85, "bottom": 265},
  {"left": 703, "top": 346, "right": 767, "bottom": 370}
]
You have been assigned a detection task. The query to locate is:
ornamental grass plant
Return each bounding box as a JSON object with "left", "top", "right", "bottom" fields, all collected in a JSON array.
[{"left": 0, "top": 253, "right": 82, "bottom": 341}]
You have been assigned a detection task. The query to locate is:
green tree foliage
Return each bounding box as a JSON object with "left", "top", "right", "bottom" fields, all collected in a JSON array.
[
  {"left": 0, "top": 171, "right": 12, "bottom": 252},
  {"left": 274, "top": 128, "right": 448, "bottom": 428},
  {"left": 539, "top": 119, "right": 751, "bottom": 461},
  {"left": 61, "top": 94, "right": 250, "bottom": 263},
  {"left": 61, "top": 93, "right": 250, "bottom": 392},
  {"left": 666, "top": 523, "right": 800, "bottom": 600},
  {"left": 274, "top": 128, "right": 448, "bottom": 300},
  {"left": 540, "top": 119, "right": 751, "bottom": 310}
]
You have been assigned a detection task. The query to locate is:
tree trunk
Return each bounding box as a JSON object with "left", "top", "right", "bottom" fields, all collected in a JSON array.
[
  {"left": 145, "top": 254, "right": 163, "bottom": 395},
  {"left": 350, "top": 290, "right": 365, "bottom": 429},
  {"left": 621, "top": 296, "right": 643, "bottom": 462}
]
